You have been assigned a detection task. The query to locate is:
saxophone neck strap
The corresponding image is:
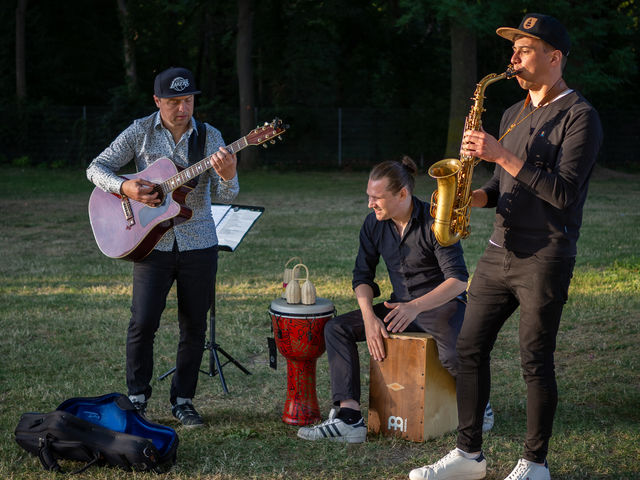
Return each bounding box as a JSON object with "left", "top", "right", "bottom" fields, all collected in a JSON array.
[{"left": 498, "top": 77, "right": 566, "bottom": 143}]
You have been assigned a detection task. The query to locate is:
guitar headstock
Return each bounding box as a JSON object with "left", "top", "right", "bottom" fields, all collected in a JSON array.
[{"left": 245, "top": 117, "right": 289, "bottom": 147}]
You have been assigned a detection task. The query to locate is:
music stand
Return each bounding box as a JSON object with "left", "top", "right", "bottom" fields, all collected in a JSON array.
[{"left": 159, "top": 203, "right": 265, "bottom": 393}]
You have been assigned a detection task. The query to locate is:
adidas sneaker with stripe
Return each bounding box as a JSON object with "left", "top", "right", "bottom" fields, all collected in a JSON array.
[{"left": 297, "top": 408, "right": 367, "bottom": 443}]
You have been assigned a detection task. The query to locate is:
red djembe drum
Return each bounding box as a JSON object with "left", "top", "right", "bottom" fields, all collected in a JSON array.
[{"left": 269, "top": 297, "right": 335, "bottom": 425}]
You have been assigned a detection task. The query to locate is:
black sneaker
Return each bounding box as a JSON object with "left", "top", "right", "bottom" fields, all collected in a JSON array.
[{"left": 171, "top": 402, "right": 204, "bottom": 427}]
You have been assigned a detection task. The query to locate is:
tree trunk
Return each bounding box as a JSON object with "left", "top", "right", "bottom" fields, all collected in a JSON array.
[
  {"left": 117, "top": 0, "right": 137, "bottom": 93},
  {"left": 16, "top": 0, "right": 28, "bottom": 100},
  {"left": 236, "top": 0, "right": 257, "bottom": 168},
  {"left": 445, "top": 21, "right": 477, "bottom": 158}
]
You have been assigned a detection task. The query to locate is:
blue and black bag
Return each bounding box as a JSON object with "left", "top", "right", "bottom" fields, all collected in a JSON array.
[{"left": 14, "top": 392, "right": 178, "bottom": 473}]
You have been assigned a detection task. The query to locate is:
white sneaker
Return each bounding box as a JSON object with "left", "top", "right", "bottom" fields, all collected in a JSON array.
[
  {"left": 504, "top": 458, "right": 550, "bottom": 480},
  {"left": 409, "top": 449, "right": 487, "bottom": 480},
  {"left": 483, "top": 402, "right": 494, "bottom": 432},
  {"left": 296, "top": 408, "right": 367, "bottom": 443}
]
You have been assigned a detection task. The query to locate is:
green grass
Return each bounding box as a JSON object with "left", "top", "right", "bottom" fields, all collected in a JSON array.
[{"left": 0, "top": 165, "right": 638, "bottom": 479}]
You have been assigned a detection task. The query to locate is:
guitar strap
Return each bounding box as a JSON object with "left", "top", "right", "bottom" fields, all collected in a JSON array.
[{"left": 187, "top": 119, "right": 207, "bottom": 187}]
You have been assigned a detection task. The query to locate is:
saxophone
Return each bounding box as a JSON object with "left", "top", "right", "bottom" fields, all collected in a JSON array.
[{"left": 428, "top": 65, "right": 521, "bottom": 246}]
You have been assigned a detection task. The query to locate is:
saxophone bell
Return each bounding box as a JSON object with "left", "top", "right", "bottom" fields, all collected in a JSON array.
[{"left": 428, "top": 158, "right": 463, "bottom": 247}]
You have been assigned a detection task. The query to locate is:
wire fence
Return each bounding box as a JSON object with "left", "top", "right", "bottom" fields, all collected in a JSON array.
[{"left": 0, "top": 104, "right": 636, "bottom": 171}]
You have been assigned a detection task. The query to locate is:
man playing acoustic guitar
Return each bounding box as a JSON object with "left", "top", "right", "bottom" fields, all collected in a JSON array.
[{"left": 87, "top": 67, "right": 238, "bottom": 427}]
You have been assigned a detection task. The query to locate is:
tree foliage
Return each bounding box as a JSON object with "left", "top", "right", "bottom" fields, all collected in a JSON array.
[
  {"left": 5, "top": 0, "right": 638, "bottom": 107},
  {"left": 1, "top": 0, "right": 638, "bottom": 167}
]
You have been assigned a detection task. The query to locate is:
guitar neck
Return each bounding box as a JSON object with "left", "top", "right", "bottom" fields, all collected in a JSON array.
[{"left": 159, "top": 136, "right": 248, "bottom": 193}]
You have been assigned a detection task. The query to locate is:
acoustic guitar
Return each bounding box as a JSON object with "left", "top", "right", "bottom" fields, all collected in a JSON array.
[{"left": 88, "top": 118, "right": 287, "bottom": 261}]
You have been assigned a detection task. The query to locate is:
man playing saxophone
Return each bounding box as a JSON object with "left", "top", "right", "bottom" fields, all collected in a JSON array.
[{"left": 408, "top": 13, "right": 602, "bottom": 480}]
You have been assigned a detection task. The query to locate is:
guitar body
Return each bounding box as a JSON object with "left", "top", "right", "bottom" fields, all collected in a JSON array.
[
  {"left": 88, "top": 157, "right": 194, "bottom": 261},
  {"left": 88, "top": 117, "right": 288, "bottom": 261}
]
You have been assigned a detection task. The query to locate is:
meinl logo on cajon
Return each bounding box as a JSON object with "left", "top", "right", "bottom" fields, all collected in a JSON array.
[{"left": 387, "top": 415, "right": 408, "bottom": 432}]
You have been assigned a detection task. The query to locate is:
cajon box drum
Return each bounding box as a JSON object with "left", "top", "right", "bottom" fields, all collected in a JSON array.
[{"left": 368, "top": 332, "right": 457, "bottom": 442}]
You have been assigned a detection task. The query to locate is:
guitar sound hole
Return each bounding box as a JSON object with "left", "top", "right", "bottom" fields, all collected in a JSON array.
[{"left": 150, "top": 185, "right": 165, "bottom": 205}]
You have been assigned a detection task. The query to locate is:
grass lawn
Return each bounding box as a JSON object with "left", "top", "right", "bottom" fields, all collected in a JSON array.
[{"left": 0, "top": 165, "right": 638, "bottom": 479}]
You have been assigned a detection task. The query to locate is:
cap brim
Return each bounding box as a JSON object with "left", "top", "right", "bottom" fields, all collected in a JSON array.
[
  {"left": 496, "top": 26, "right": 540, "bottom": 42},
  {"left": 156, "top": 90, "right": 201, "bottom": 98}
]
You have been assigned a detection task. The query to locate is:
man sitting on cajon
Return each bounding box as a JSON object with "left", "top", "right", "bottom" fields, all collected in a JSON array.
[{"left": 297, "top": 157, "right": 493, "bottom": 443}]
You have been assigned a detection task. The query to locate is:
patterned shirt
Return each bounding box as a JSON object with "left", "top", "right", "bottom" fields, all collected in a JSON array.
[{"left": 86, "top": 112, "right": 239, "bottom": 252}]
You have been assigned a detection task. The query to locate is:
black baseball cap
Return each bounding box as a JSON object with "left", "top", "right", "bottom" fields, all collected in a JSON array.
[
  {"left": 154, "top": 67, "right": 201, "bottom": 98},
  {"left": 497, "top": 13, "right": 570, "bottom": 57}
]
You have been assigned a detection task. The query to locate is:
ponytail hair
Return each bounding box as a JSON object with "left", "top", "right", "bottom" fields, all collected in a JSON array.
[{"left": 369, "top": 156, "right": 417, "bottom": 195}]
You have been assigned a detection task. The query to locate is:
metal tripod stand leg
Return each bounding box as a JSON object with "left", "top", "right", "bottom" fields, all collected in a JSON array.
[
  {"left": 159, "top": 278, "right": 251, "bottom": 393},
  {"left": 200, "top": 307, "right": 252, "bottom": 393}
]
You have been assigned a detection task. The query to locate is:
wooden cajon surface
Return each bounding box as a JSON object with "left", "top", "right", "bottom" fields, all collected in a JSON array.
[{"left": 367, "top": 332, "right": 457, "bottom": 442}]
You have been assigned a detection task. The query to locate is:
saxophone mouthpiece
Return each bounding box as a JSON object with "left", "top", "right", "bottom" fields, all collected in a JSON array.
[{"left": 506, "top": 65, "right": 523, "bottom": 78}]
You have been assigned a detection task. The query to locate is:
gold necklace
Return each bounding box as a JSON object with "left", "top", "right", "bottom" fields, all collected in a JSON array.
[{"left": 498, "top": 78, "right": 566, "bottom": 142}]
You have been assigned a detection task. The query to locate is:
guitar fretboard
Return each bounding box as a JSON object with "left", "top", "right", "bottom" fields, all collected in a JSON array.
[{"left": 160, "top": 136, "right": 249, "bottom": 194}]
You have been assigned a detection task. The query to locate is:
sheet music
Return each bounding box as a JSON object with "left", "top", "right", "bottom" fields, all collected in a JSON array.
[
  {"left": 212, "top": 204, "right": 232, "bottom": 227},
  {"left": 211, "top": 204, "right": 264, "bottom": 252}
]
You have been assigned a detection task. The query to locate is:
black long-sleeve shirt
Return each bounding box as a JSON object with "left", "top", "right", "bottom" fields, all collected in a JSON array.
[
  {"left": 352, "top": 196, "right": 469, "bottom": 303},
  {"left": 482, "top": 90, "right": 603, "bottom": 257}
]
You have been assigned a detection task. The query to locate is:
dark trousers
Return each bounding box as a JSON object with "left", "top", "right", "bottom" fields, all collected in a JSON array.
[
  {"left": 324, "top": 298, "right": 464, "bottom": 406},
  {"left": 126, "top": 245, "right": 217, "bottom": 405},
  {"left": 455, "top": 244, "right": 575, "bottom": 463}
]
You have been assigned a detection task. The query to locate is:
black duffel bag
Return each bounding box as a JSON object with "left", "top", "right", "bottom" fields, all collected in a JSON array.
[{"left": 15, "top": 393, "right": 178, "bottom": 473}]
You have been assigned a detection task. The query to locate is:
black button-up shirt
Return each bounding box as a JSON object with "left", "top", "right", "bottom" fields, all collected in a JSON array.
[{"left": 352, "top": 196, "right": 468, "bottom": 303}]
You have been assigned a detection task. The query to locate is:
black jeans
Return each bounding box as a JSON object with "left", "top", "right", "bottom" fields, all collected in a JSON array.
[
  {"left": 324, "top": 298, "right": 464, "bottom": 406},
  {"left": 126, "top": 245, "right": 217, "bottom": 405},
  {"left": 455, "top": 244, "right": 575, "bottom": 463}
]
